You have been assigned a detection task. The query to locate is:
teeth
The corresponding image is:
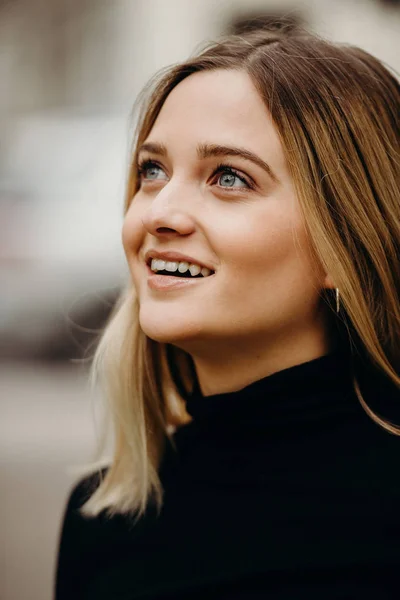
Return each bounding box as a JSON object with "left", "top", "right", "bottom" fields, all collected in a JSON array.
[
  {"left": 150, "top": 258, "right": 213, "bottom": 277},
  {"left": 165, "top": 261, "right": 179, "bottom": 272},
  {"left": 151, "top": 258, "right": 165, "bottom": 271},
  {"left": 189, "top": 264, "right": 201, "bottom": 276},
  {"left": 178, "top": 261, "right": 189, "bottom": 273}
]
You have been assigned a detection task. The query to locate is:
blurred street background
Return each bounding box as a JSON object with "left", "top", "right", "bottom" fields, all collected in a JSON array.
[{"left": 1, "top": 0, "right": 399, "bottom": 598}]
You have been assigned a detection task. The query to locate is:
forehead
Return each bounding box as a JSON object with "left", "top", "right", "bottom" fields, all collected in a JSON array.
[{"left": 146, "top": 69, "right": 286, "bottom": 172}]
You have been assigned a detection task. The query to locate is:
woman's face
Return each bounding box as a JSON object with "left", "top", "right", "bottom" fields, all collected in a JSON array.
[{"left": 122, "top": 69, "right": 329, "bottom": 355}]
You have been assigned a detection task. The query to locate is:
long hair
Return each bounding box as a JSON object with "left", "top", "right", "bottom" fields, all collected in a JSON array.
[{"left": 79, "top": 28, "right": 400, "bottom": 520}]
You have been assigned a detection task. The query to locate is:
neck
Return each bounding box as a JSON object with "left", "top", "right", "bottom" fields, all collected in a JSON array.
[{"left": 191, "top": 327, "right": 337, "bottom": 397}]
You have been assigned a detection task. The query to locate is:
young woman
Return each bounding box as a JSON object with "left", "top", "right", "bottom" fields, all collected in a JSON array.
[{"left": 55, "top": 27, "right": 400, "bottom": 599}]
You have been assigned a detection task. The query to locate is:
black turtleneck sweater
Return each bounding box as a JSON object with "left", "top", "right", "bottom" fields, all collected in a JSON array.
[{"left": 54, "top": 352, "right": 400, "bottom": 599}]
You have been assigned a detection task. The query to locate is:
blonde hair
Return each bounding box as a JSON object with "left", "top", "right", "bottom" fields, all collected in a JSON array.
[{"left": 79, "top": 28, "right": 400, "bottom": 521}]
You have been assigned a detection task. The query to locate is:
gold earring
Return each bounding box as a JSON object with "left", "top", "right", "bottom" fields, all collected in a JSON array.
[{"left": 336, "top": 288, "right": 340, "bottom": 313}]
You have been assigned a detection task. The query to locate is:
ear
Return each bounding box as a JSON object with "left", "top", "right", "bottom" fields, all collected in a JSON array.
[{"left": 323, "top": 273, "right": 336, "bottom": 289}]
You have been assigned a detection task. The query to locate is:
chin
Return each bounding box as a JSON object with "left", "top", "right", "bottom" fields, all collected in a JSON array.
[{"left": 139, "top": 310, "right": 204, "bottom": 345}]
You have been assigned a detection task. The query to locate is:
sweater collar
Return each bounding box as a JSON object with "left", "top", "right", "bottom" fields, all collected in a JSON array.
[{"left": 184, "top": 350, "right": 357, "bottom": 427}]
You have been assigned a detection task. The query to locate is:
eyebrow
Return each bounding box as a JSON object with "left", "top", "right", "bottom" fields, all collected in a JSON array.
[{"left": 137, "top": 141, "right": 279, "bottom": 183}]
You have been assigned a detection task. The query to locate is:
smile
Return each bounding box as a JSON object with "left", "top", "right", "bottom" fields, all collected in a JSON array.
[
  {"left": 150, "top": 258, "right": 213, "bottom": 278},
  {"left": 146, "top": 263, "right": 215, "bottom": 291}
]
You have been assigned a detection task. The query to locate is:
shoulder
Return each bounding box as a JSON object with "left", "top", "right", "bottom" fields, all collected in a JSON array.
[
  {"left": 55, "top": 468, "right": 110, "bottom": 598},
  {"left": 64, "top": 467, "right": 108, "bottom": 515}
]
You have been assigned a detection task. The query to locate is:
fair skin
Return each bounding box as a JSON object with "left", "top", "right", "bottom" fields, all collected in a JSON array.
[{"left": 122, "top": 69, "right": 336, "bottom": 396}]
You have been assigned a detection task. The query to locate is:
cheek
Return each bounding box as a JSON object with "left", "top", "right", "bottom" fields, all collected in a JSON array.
[
  {"left": 121, "top": 202, "right": 144, "bottom": 259},
  {"left": 219, "top": 211, "right": 315, "bottom": 298},
  {"left": 221, "top": 212, "right": 295, "bottom": 274}
]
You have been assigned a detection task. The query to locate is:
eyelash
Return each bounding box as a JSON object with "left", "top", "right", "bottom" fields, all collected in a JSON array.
[
  {"left": 212, "top": 162, "right": 254, "bottom": 190},
  {"left": 136, "top": 159, "right": 161, "bottom": 178},
  {"left": 136, "top": 159, "right": 255, "bottom": 191}
]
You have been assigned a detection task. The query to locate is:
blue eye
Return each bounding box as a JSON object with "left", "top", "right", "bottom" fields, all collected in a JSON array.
[
  {"left": 138, "top": 160, "right": 167, "bottom": 181},
  {"left": 137, "top": 159, "right": 254, "bottom": 191},
  {"left": 212, "top": 163, "right": 254, "bottom": 191},
  {"left": 218, "top": 171, "right": 247, "bottom": 188}
]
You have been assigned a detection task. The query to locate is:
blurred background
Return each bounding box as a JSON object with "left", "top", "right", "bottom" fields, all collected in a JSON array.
[{"left": 1, "top": 0, "right": 399, "bottom": 598}]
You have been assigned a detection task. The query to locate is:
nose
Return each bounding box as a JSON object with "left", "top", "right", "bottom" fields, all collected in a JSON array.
[{"left": 141, "top": 182, "right": 196, "bottom": 238}]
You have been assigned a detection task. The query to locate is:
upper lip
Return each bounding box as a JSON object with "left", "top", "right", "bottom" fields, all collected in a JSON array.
[{"left": 144, "top": 249, "right": 215, "bottom": 272}]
